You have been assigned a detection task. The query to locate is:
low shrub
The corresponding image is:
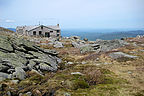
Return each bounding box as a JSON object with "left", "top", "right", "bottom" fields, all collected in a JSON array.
[
  {"left": 83, "top": 67, "right": 104, "bottom": 85},
  {"left": 73, "top": 80, "right": 89, "bottom": 89}
]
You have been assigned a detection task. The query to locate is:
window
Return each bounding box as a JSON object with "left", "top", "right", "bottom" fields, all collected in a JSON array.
[
  {"left": 57, "top": 30, "right": 60, "bottom": 33},
  {"left": 39, "top": 31, "right": 42, "bottom": 35},
  {"left": 45, "top": 32, "right": 50, "bottom": 37},
  {"left": 57, "top": 34, "right": 60, "bottom": 37},
  {"left": 33, "top": 31, "right": 36, "bottom": 35},
  {"left": 50, "top": 31, "right": 53, "bottom": 33}
]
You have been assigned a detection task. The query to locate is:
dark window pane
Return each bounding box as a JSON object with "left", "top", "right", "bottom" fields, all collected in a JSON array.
[
  {"left": 39, "top": 31, "right": 42, "bottom": 35},
  {"left": 33, "top": 31, "right": 36, "bottom": 35}
]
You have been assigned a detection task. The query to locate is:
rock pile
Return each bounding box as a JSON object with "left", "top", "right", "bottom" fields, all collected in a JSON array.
[
  {"left": 95, "top": 39, "right": 129, "bottom": 52},
  {"left": 71, "top": 39, "right": 128, "bottom": 53},
  {"left": 109, "top": 52, "right": 138, "bottom": 59},
  {"left": 0, "top": 34, "right": 61, "bottom": 81}
]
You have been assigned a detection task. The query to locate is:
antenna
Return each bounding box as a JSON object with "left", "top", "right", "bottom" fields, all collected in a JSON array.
[{"left": 39, "top": 21, "right": 40, "bottom": 25}]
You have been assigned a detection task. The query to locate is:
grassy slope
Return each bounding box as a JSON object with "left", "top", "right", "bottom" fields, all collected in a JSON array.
[{"left": 0, "top": 37, "right": 144, "bottom": 96}]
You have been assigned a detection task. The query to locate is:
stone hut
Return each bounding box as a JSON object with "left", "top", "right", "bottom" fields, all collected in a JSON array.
[{"left": 16, "top": 24, "right": 61, "bottom": 38}]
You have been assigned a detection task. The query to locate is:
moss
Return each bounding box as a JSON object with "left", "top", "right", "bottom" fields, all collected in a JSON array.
[
  {"left": 101, "top": 68, "right": 113, "bottom": 74},
  {"left": 29, "top": 75, "right": 44, "bottom": 84},
  {"left": 19, "top": 80, "right": 33, "bottom": 87},
  {"left": 73, "top": 80, "right": 89, "bottom": 89},
  {"left": 134, "top": 90, "right": 144, "bottom": 96},
  {"left": 116, "top": 57, "right": 135, "bottom": 62},
  {"left": 64, "top": 44, "right": 73, "bottom": 48}
]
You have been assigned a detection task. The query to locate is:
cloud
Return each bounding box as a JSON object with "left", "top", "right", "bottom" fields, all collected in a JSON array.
[{"left": 5, "top": 20, "right": 15, "bottom": 23}]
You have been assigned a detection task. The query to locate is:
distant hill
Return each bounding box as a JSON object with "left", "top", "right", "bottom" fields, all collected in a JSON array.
[
  {"left": 8, "top": 28, "right": 16, "bottom": 32},
  {"left": 98, "top": 30, "right": 144, "bottom": 40},
  {"left": 0, "top": 27, "right": 15, "bottom": 33}
]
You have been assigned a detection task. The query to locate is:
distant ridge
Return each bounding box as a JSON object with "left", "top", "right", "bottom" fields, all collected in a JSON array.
[
  {"left": 8, "top": 28, "right": 16, "bottom": 32},
  {"left": 0, "top": 27, "right": 15, "bottom": 33},
  {"left": 98, "top": 30, "right": 144, "bottom": 40}
]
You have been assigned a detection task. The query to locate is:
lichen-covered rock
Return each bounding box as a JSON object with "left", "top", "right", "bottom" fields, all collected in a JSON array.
[
  {"left": 95, "top": 39, "right": 129, "bottom": 52},
  {"left": 0, "top": 35, "right": 13, "bottom": 52},
  {"left": 12, "top": 67, "right": 27, "bottom": 80},
  {"left": 0, "top": 72, "right": 9, "bottom": 81},
  {"left": 83, "top": 38, "right": 88, "bottom": 42},
  {"left": 0, "top": 33, "right": 61, "bottom": 81},
  {"left": 70, "top": 36, "right": 80, "bottom": 40},
  {"left": 80, "top": 44, "right": 100, "bottom": 53},
  {"left": 54, "top": 41, "right": 63, "bottom": 48},
  {"left": 109, "top": 52, "right": 138, "bottom": 59}
]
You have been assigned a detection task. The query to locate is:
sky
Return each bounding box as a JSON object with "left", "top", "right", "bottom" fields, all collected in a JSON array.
[{"left": 0, "top": 0, "right": 144, "bottom": 29}]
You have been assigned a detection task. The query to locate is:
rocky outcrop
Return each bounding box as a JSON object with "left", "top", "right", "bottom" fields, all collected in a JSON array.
[
  {"left": 54, "top": 41, "right": 64, "bottom": 48},
  {"left": 109, "top": 52, "right": 138, "bottom": 59},
  {"left": 71, "top": 38, "right": 128, "bottom": 53},
  {"left": 70, "top": 36, "right": 81, "bottom": 40},
  {"left": 95, "top": 39, "right": 129, "bottom": 52},
  {"left": 80, "top": 44, "right": 100, "bottom": 53},
  {"left": 0, "top": 34, "right": 61, "bottom": 81}
]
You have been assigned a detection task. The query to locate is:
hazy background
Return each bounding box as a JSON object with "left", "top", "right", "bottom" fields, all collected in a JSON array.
[{"left": 0, "top": 0, "right": 144, "bottom": 29}]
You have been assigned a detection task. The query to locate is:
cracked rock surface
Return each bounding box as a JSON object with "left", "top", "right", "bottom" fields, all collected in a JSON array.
[{"left": 0, "top": 34, "right": 61, "bottom": 81}]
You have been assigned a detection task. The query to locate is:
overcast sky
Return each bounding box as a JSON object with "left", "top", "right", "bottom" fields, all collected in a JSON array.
[{"left": 0, "top": 0, "right": 144, "bottom": 29}]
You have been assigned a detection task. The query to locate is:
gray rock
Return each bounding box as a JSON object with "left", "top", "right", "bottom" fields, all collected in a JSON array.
[
  {"left": 140, "top": 50, "right": 144, "bottom": 52},
  {"left": 95, "top": 39, "right": 129, "bottom": 52},
  {"left": 7, "top": 69, "right": 15, "bottom": 74},
  {"left": 81, "top": 61, "right": 86, "bottom": 64},
  {"left": 54, "top": 41, "right": 63, "bottom": 48},
  {"left": 27, "top": 60, "right": 36, "bottom": 70},
  {"left": 64, "top": 93, "right": 71, "bottom": 96},
  {"left": 0, "top": 33, "right": 61, "bottom": 81},
  {"left": 80, "top": 44, "right": 100, "bottom": 53},
  {"left": 109, "top": 52, "right": 138, "bottom": 59},
  {"left": 0, "top": 72, "right": 9, "bottom": 81},
  {"left": 39, "top": 63, "right": 57, "bottom": 71},
  {"left": 128, "top": 71, "right": 132, "bottom": 74},
  {"left": 72, "top": 41, "right": 80, "bottom": 48},
  {"left": 140, "top": 44, "right": 144, "bottom": 47},
  {"left": 26, "top": 92, "right": 32, "bottom": 96},
  {"left": 11, "top": 80, "right": 19, "bottom": 84},
  {"left": 83, "top": 38, "right": 88, "bottom": 42},
  {"left": 12, "top": 67, "right": 27, "bottom": 80},
  {"left": 19, "top": 93, "right": 23, "bottom": 96},
  {"left": 67, "top": 62, "right": 74, "bottom": 65},
  {"left": 0, "top": 35, "right": 13, "bottom": 52},
  {"left": 71, "top": 72, "right": 84, "bottom": 75},
  {"left": 30, "top": 69, "right": 44, "bottom": 76},
  {"left": 7, "top": 91, "right": 11, "bottom": 96},
  {"left": 70, "top": 36, "right": 80, "bottom": 40}
]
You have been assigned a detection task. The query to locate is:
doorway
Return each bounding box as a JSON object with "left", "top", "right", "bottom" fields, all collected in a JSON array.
[{"left": 45, "top": 32, "right": 50, "bottom": 37}]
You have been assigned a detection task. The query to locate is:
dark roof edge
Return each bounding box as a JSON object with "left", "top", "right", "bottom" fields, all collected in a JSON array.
[{"left": 28, "top": 25, "right": 60, "bottom": 32}]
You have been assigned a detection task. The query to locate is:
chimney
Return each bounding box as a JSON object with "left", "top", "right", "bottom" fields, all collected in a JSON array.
[{"left": 57, "top": 24, "right": 59, "bottom": 27}]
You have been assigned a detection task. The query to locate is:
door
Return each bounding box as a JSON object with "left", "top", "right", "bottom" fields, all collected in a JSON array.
[{"left": 45, "top": 32, "right": 50, "bottom": 37}]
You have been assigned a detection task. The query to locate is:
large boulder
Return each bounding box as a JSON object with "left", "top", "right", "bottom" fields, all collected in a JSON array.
[
  {"left": 12, "top": 67, "right": 27, "bottom": 80},
  {"left": 0, "top": 35, "right": 14, "bottom": 52},
  {"left": 70, "top": 36, "right": 80, "bottom": 40},
  {"left": 0, "top": 72, "right": 9, "bottom": 81},
  {"left": 109, "top": 52, "right": 138, "bottom": 59},
  {"left": 54, "top": 41, "right": 64, "bottom": 48},
  {"left": 0, "top": 33, "right": 61, "bottom": 81},
  {"left": 72, "top": 41, "right": 85, "bottom": 48},
  {"left": 95, "top": 39, "right": 129, "bottom": 52},
  {"left": 80, "top": 44, "right": 100, "bottom": 53}
]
